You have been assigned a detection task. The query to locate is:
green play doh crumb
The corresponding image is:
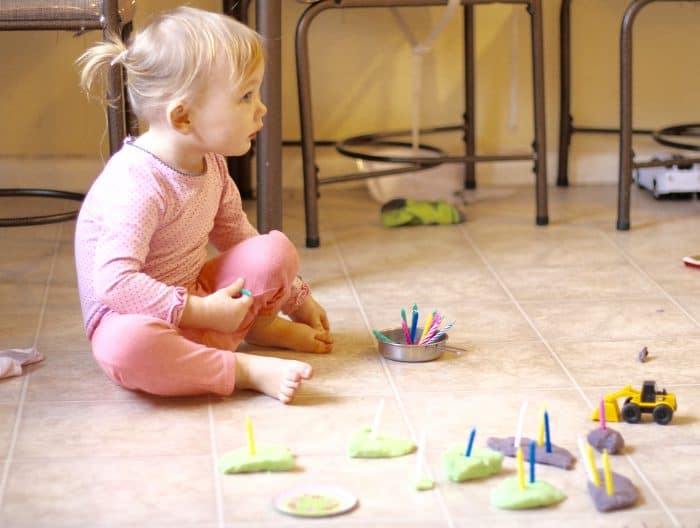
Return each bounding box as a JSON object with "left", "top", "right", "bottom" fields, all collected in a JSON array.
[
  {"left": 217, "top": 444, "right": 295, "bottom": 474},
  {"left": 415, "top": 477, "right": 435, "bottom": 491},
  {"left": 491, "top": 477, "right": 566, "bottom": 509},
  {"left": 348, "top": 427, "right": 416, "bottom": 458},
  {"left": 443, "top": 445, "right": 503, "bottom": 481}
]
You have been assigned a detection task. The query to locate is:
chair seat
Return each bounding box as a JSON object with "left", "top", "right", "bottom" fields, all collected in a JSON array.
[{"left": 0, "top": 0, "right": 135, "bottom": 27}]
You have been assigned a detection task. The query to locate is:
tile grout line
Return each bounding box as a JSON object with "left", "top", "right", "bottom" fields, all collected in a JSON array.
[
  {"left": 0, "top": 224, "right": 62, "bottom": 513},
  {"left": 330, "top": 232, "right": 456, "bottom": 528},
  {"left": 625, "top": 453, "right": 681, "bottom": 527},
  {"left": 599, "top": 231, "right": 687, "bottom": 528},
  {"left": 207, "top": 397, "right": 225, "bottom": 528},
  {"left": 458, "top": 224, "right": 592, "bottom": 407},
  {"left": 601, "top": 230, "right": 700, "bottom": 329}
]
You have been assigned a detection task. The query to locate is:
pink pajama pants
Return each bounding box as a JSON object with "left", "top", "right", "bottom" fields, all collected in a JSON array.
[{"left": 90, "top": 230, "right": 299, "bottom": 397}]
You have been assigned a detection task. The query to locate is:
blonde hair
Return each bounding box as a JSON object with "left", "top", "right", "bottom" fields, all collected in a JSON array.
[{"left": 78, "top": 6, "right": 263, "bottom": 121}]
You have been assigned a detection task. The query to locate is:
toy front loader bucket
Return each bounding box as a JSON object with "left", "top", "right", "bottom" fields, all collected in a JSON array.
[{"left": 590, "top": 402, "right": 621, "bottom": 422}]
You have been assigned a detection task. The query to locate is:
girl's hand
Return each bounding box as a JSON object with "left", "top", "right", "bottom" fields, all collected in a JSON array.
[
  {"left": 290, "top": 294, "right": 330, "bottom": 332},
  {"left": 182, "top": 278, "right": 253, "bottom": 333}
]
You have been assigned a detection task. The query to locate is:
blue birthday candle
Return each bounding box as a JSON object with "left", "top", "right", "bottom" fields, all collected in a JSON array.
[
  {"left": 544, "top": 410, "right": 552, "bottom": 453},
  {"left": 529, "top": 440, "right": 536, "bottom": 483},
  {"left": 464, "top": 427, "right": 476, "bottom": 457},
  {"left": 410, "top": 304, "right": 419, "bottom": 343}
]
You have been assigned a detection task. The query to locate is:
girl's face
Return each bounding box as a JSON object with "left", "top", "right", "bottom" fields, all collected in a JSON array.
[{"left": 189, "top": 61, "right": 267, "bottom": 157}]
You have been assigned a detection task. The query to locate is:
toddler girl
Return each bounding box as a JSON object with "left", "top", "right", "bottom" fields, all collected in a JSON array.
[{"left": 75, "top": 6, "right": 333, "bottom": 403}]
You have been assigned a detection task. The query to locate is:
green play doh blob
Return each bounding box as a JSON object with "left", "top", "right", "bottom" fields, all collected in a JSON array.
[
  {"left": 218, "top": 444, "right": 295, "bottom": 474},
  {"left": 415, "top": 477, "right": 435, "bottom": 491},
  {"left": 491, "top": 477, "right": 566, "bottom": 509},
  {"left": 348, "top": 427, "right": 416, "bottom": 458},
  {"left": 443, "top": 445, "right": 503, "bottom": 481}
]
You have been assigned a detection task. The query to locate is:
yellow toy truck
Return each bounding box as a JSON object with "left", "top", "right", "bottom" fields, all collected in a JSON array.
[{"left": 591, "top": 380, "right": 677, "bottom": 425}]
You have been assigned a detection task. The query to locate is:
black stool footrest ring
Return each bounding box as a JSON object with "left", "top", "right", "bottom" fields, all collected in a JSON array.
[
  {"left": 652, "top": 123, "right": 700, "bottom": 152},
  {"left": 0, "top": 188, "right": 85, "bottom": 227}
]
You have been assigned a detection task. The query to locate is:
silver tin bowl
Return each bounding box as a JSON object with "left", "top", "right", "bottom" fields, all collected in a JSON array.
[{"left": 376, "top": 327, "right": 447, "bottom": 362}]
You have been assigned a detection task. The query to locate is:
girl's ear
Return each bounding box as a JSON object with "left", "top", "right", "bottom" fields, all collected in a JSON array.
[{"left": 167, "top": 101, "right": 192, "bottom": 133}]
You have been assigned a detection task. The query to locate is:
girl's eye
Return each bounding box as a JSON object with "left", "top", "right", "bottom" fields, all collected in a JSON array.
[{"left": 241, "top": 92, "right": 253, "bottom": 102}]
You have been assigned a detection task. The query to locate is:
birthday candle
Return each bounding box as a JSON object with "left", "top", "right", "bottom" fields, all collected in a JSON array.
[
  {"left": 410, "top": 304, "right": 419, "bottom": 343},
  {"left": 246, "top": 415, "right": 256, "bottom": 456},
  {"left": 372, "top": 330, "right": 393, "bottom": 344},
  {"left": 537, "top": 405, "right": 546, "bottom": 447},
  {"left": 426, "top": 321, "right": 455, "bottom": 344},
  {"left": 599, "top": 397, "right": 607, "bottom": 430},
  {"left": 514, "top": 401, "right": 528, "bottom": 449},
  {"left": 577, "top": 436, "right": 599, "bottom": 486},
  {"left": 602, "top": 449, "right": 614, "bottom": 496},
  {"left": 586, "top": 442, "right": 601, "bottom": 487},
  {"left": 544, "top": 410, "right": 552, "bottom": 453},
  {"left": 465, "top": 427, "right": 476, "bottom": 457},
  {"left": 401, "top": 309, "right": 412, "bottom": 344},
  {"left": 516, "top": 446, "right": 526, "bottom": 490},
  {"left": 419, "top": 310, "right": 436, "bottom": 343},
  {"left": 529, "top": 440, "right": 536, "bottom": 483},
  {"left": 370, "top": 399, "right": 385, "bottom": 440}
]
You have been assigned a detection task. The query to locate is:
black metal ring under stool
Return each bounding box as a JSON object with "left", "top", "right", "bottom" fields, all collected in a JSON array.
[
  {"left": 335, "top": 126, "right": 452, "bottom": 168},
  {"left": 652, "top": 123, "right": 700, "bottom": 152},
  {"left": 0, "top": 188, "right": 84, "bottom": 227}
]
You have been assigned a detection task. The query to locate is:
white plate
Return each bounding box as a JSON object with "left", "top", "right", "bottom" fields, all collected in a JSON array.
[{"left": 272, "top": 484, "right": 357, "bottom": 518}]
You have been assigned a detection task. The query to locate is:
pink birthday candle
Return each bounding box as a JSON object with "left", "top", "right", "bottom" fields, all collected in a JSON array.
[
  {"left": 419, "top": 313, "right": 442, "bottom": 344},
  {"left": 401, "top": 318, "right": 412, "bottom": 344},
  {"left": 599, "top": 397, "right": 606, "bottom": 430}
]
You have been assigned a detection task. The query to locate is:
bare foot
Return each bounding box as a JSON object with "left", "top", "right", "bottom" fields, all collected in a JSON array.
[
  {"left": 234, "top": 352, "right": 312, "bottom": 403},
  {"left": 246, "top": 315, "right": 334, "bottom": 354}
]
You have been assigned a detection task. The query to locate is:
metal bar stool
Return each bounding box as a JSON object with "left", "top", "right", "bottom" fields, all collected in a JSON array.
[
  {"left": 557, "top": 0, "right": 700, "bottom": 230},
  {"left": 296, "top": 0, "right": 548, "bottom": 248},
  {"left": 617, "top": 0, "right": 700, "bottom": 229},
  {"left": 0, "top": 0, "right": 136, "bottom": 227}
]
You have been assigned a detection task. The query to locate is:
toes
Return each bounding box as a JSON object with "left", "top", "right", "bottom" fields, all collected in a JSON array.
[{"left": 316, "top": 332, "right": 334, "bottom": 344}]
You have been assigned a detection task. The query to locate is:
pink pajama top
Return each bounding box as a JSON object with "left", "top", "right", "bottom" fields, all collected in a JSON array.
[{"left": 75, "top": 141, "right": 303, "bottom": 339}]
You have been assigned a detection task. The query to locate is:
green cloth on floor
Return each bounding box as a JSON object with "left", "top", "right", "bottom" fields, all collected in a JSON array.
[{"left": 381, "top": 198, "right": 464, "bottom": 227}]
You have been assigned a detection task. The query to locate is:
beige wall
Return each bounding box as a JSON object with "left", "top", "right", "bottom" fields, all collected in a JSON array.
[{"left": 1, "top": 1, "right": 698, "bottom": 184}]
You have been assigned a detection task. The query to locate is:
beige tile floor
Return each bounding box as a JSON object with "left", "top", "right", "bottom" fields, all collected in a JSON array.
[{"left": 1, "top": 148, "right": 700, "bottom": 527}]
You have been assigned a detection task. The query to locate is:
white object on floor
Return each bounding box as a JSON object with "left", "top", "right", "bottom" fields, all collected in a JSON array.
[
  {"left": 0, "top": 347, "right": 44, "bottom": 379},
  {"left": 360, "top": 147, "right": 464, "bottom": 203},
  {"left": 635, "top": 153, "right": 700, "bottom": 198}
]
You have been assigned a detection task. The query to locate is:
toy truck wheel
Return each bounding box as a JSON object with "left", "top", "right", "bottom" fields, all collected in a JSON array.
[
  {"left": 653, "top": 405, "right": 673, "bottom": 425},
  {"left": 621, "top": 403, "right": 641, "bottom": 423}
]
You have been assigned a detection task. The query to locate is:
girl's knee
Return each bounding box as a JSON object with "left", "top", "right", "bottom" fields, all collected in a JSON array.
[
  {"left": 249, "top": 230, "right": 299, "bottom": 284},
  {"left": 91, "top": 314, "right": 173, "bottom": 369}
]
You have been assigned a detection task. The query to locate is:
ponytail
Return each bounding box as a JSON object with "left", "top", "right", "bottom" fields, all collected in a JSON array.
[{"left": 77, "top": 33, "right": 127, "bottom": 106}]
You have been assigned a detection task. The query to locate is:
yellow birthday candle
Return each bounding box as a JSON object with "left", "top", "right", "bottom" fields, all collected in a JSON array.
[
  {"left": 516, "top": 446, "right": 526, "bottom": 490},
  {"left": 246, "top": 415, "right": 256, "bottom": 456},
  {"left": 586, "top": 443, "right": 601, "bottom": 487},
  {"left": 537, "top": 405, "right": 546, "bottom": 446},
  {"left": 602, "top": 449, "right": 614, "bottom": 496}
]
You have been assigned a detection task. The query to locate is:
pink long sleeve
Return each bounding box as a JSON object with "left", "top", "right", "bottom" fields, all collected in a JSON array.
[{"left": 75, "top": 143, "right": 258, "bottom": 338}]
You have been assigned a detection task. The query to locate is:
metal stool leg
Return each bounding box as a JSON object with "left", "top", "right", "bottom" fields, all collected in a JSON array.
[
  {"left": 557, "top": 0, "right": 572, "bottom": 187},
  {"left": 463, "top": 3, "right": 476, "bottom": 189},
  {"left": 617, "top": 0, "right": 657, "bottom": 230},
  {"left": 529, "top": 0, "right": 548, "bottom": 225},
  {"left": 296, "top": 2, "right": 325, "bottom": 248}
]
